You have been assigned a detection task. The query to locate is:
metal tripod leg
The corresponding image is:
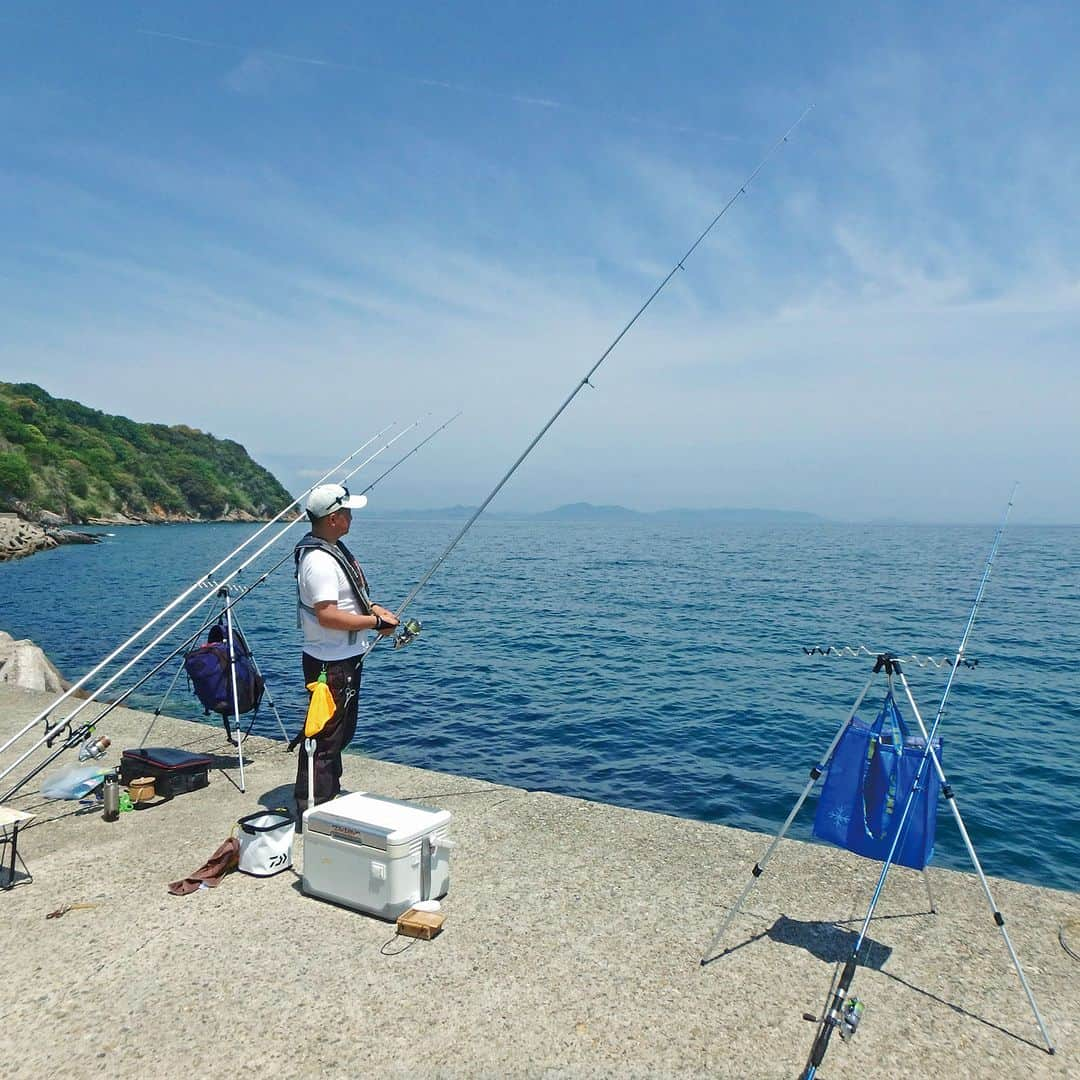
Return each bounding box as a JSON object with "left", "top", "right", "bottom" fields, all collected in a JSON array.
[
  {"left": 140, "top": 661, "right": 187, "bottom": 747},
  {"left": 222, "top": 589, "right": 246, "bottom": 792},
  {"left": 227, "top": 605, "right": 290, "bottom": 744},
  {"left": 896, "top": 671, "right": 1055, "bottom": 1053},
  {"left": 922, "top": 868, "right": 936, "bottom": 914},
  {"left": 700, "top": 669, "right": 880, "bottom": 964}
]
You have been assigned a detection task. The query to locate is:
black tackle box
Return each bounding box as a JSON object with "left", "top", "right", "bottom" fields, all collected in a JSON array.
[{"left": 120, "top": 747, "right": 213, "bottom": 798}]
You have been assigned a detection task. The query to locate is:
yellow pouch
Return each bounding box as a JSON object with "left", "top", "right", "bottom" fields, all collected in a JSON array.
[{"left": 303, "top": 674, "right": 336, "bottom": 737}]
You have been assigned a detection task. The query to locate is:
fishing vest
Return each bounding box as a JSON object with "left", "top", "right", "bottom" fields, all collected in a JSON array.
[{"left": 294, "top": 533, "right": 373, "bottom": 645}]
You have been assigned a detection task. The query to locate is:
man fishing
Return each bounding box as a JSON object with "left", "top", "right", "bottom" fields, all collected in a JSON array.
[{"left": 291, "top": 483, "right": 398, "bottom": 818}]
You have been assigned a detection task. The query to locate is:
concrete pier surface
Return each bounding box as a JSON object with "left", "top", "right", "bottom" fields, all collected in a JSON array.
[{"left": 1, "top": 684, "right": 1076, "bottom": 1078}]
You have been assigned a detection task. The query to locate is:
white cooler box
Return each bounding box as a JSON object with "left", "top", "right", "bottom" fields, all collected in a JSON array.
[{"left": 302, "top": 791, "right": 453, "bottom": 920}]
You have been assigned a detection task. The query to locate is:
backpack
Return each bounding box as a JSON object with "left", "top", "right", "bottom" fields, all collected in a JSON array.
[{"left": 184, "top": 623, "right": 265, "bottom": 725}]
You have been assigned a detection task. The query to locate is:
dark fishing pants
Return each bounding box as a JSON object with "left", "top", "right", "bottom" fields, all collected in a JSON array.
[{"left": 294, "top": 652, "right": 363, "bottom": 813}]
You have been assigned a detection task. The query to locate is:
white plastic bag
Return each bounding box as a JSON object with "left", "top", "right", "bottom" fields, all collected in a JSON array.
[
  {"left": 236, "top": 809, "right": 295, "bottom": 876},
  {"left": 41, "top": 765, "right": 108, "bottom": 800}
]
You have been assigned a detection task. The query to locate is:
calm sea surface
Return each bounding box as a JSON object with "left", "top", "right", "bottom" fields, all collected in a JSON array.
[{"left": 2, "top": 519, "right": 1077, "bottom": 892}]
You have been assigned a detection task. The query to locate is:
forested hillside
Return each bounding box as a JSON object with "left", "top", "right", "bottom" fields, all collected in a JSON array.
[{"left": 0, "top": 382, "right": 291, "bottom": 522}]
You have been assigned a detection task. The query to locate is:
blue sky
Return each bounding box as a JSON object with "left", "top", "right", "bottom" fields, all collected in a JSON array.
[{"left": 2, "top": 3, "right": 1077, "bottom": 522}]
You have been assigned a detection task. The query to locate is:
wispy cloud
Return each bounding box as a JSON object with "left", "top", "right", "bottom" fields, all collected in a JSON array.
[{"left": 3, "top": 12, "right": 1079, "bottom": 521}]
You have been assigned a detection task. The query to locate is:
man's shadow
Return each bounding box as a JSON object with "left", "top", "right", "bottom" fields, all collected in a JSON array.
[{"left": 257, "top": 783, "right": 296, "bottom": 811}]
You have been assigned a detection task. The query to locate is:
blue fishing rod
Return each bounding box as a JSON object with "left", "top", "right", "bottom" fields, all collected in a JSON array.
[{"left": 801, "top": 485, "right": 1055, "bottom": 1079}]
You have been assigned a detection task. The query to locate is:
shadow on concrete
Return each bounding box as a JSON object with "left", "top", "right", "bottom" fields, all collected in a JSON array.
[
  {"left": 707, "top": 912, "right": 1049, "bottom": 1053},
  {"left": 880, "top": 969, "right": 1051, "bottom": 1053},
  {"left": 767, "top": 914, "right": 893, "bottom": 968},
  {"left": 704, "top": 913, "right": 892, "bottom": 970},
  {"left": 257, "top": 783, "right": 295, "bottom": 810}
]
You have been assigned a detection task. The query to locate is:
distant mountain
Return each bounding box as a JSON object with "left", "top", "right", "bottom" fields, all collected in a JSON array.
[
  {"left": 536, "top": 502, "right": 646, "bottom": 521},
  {"left": 370, "top": 501, "right": 828, "bottom": 523},
  {"left": 0, "top": 382, "right": 292, "bottom": 524},
  {"left": 372, "top": 504, "right": 478, "bottom": 520}
]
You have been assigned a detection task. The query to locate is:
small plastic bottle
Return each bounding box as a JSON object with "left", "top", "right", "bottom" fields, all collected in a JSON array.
[
  {"left": 102, "top": 772, "right": 120, "bottom": 822},
  {"left": 79, "top": 735, "right": 111, "bottom": 761}
]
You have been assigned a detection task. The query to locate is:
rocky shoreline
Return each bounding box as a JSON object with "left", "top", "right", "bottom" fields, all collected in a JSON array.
[
  {"left": 0, "top": 507, "right": 290, "bottom": 561},
  {"left": 0, "top": 512, "right": 101, "bottom": 561}
]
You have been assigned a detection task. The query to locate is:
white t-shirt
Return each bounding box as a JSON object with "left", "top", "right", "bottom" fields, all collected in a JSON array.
[{"left": 297, "top": 548, "right": 373, "bottom": 661}]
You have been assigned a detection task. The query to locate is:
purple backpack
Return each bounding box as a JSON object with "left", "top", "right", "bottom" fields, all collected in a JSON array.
[{"left": 184, "top": 624, "right": 265, "bottom": 719}]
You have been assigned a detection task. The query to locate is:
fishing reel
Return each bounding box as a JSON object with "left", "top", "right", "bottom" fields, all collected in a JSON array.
[
  {"left": 838, "top": 997, "right": 864, "bottom": 1041},
  {"left": 802, "top": 996, "right": 864, "bottom": 1043},
  {"left": 393, "top": 618, "right": 422, "bottom": 649}
]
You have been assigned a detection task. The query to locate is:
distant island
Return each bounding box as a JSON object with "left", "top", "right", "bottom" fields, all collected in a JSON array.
[
  {"left": 368, "top": 501, "right": 827, "bottom": 523},
  {"left": 0, "top": 382, "right": 291, "bottom": 525}
]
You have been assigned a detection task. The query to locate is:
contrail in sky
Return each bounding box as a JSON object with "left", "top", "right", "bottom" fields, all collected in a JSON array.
[{"left": 137, "top": 27, "right": 736, "bottom": 139}]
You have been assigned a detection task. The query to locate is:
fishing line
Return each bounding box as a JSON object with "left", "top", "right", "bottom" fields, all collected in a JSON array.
[{"left": 379, "top": 107, "right": 813, "bottom": 634}]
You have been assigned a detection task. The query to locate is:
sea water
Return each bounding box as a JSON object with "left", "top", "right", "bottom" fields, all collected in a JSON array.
[{"left": 2, "top": 518, "right": 1077, "bottom": 892}]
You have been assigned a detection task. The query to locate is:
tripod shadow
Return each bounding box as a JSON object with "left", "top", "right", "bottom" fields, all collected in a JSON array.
[
  {"left": 708, "top": 913, "right": 892, "bottom": 970},
  {"left": 878, "top": 969, "right": 1050, "bottom": 1052},
  {"left": 708, "top": 913, "right": 1047, "bottom": 1052}
]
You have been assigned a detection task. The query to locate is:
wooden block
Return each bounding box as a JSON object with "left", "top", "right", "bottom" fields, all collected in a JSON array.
[{"left": 396, "top": 907, "right": 446, "bottom": 940}]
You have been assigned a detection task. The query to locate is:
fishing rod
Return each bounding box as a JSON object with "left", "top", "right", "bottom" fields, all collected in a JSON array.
[
  {"left": 100, "top": 406, "right": 466, "bottom": 689},
  {"left": 0, "top": 420, "right": 427, "bottom": 792},
  {"left": 0, "top": 414, "right": 460, "bottom": 798},
  {"left": 0, "top": 415, "right": 460, "bottom": 801},
  {"left": 801, "top": 485, "right": 1054, "bottom": 1078},
  {"left": 372, "top": 107, "right": 813, "bottom": 639},
  {"left": 0, "top": 423, "right": 394, "bottom": 759}
]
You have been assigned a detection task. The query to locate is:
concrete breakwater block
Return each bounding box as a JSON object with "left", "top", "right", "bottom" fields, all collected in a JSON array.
[
  {"left": 0, "top": 515, "right": 57, "bottom": 560},
  {"left": 0, "top": 630, "right": 69, "bottom": 693}
]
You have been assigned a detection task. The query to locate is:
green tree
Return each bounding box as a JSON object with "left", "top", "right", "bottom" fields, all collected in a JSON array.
[{"left": 0, "top": 450, "right": 32, "bottom": 498}]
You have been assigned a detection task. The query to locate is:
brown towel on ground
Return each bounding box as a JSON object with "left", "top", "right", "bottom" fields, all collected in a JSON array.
[{"left": 167, "top": 837, "right": 240, "bottom": 896}]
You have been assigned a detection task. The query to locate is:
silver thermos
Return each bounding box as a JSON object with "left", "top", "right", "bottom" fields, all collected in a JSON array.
[{"left": 102, "top": 771, "right": 120, "bottom": 822}]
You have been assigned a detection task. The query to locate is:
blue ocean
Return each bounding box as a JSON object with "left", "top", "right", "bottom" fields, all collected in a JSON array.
[{"left": 3, "top": 518, "right": 1078, "bottom": 893}]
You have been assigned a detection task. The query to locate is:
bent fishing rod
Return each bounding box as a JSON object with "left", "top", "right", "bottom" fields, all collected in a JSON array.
[
  {"left": 0, "top": 420, "right": 434, "bottom": 791},
  {"left": 0, "top": 423, "right": 395, "bottom": 759},
  {"left": 801, "top": 485, "right": 1054, "bottom": 1079},
  {"left": 369, "top": 107, "right": 813, "bottom": 642}
]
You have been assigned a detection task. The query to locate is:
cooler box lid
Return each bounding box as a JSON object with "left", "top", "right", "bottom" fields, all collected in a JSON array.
[{"left": 306, "top": 791, "right": 451, "bottom": 850}]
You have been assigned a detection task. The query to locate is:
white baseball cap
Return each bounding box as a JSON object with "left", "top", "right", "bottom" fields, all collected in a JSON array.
[{"left": 305, "top": 484, "right": 368, "bottom": 519}]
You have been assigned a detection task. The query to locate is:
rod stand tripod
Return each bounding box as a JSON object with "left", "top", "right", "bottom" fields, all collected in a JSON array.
[
  {"left": 142, "top": 584, "right": 290, "bottom": 793},
  {"left": 700, "top": 652, "right": 1055, "bottom": 1064}
]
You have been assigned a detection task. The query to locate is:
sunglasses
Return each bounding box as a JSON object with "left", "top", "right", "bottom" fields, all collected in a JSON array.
[{"left": 316, "top": 487, "right": 353, "bottom": 518}]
